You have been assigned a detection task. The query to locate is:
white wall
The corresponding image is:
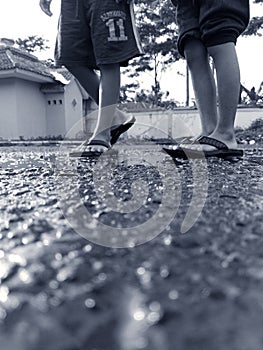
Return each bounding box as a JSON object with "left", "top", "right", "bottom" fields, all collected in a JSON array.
[
  {"left": 45, "top": 92, "right": 65, "bottom": 137},
  {"left": 0, "top": 78, "right": 18, "bottom": 139},
  {"left": 0, "top": 76, "right": 85, "bottom": 140},
  {"left": 64, "top": 79, "right": 84, "bottom": 138},
  {"left": 127, "top": 111, "right": 172, "bottom": 139},
  {"left": 235, "top": 108, "right": 263, "bottom": 129},
  {"left": 127, "top": 108, "right": 263, "bottom": 139},
  {"left": 15, "top": 79, "right": 47, "bottom": 138}
]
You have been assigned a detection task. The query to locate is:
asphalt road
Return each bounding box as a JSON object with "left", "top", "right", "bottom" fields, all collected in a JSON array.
[{"left": 0, "top": 143, "right": 262, "bottom": 350}]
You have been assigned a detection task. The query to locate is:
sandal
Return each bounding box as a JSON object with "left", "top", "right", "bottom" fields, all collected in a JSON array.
[
  {"left": 163, "top": 136, "right": 243, "bottom": 159},
  {"left": 110, "top": 116, "right": 136, "bottom": 145},
  {"left": 69, "top": 140, "right": 111, "bottom": 158}
]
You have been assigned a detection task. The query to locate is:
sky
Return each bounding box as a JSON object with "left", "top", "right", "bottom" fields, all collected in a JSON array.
[{"left": 1, "top": 0, "right": 263, "bottom": 104}]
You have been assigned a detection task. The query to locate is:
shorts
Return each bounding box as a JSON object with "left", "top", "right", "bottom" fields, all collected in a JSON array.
[
  {"left": 55, "top": 0, "right": 143, "bottom": 68},
  {"left": 175, "top": 0, "right": 250, "bottom": 57}
]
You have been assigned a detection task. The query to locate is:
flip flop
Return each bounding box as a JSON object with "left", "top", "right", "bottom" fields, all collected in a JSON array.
[
  {"left": 69, "top": 140, "right": 111, "bottom": 158},
  {"left": 162, "top": 136, "right": 203, "bottom": 159},
  {"left": 110, "top": 116, "right": 136, "bottom": 145},
  {"left": 163, "top": 136, "right": 243, "bottom": 159},
  {"left": 178, "top": 135, "right": 201, "bottom": 145}
]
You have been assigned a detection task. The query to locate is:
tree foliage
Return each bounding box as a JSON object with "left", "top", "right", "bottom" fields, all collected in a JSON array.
[
  {"left": 243, "top": 0, "right": 263, "bottom": 35},
  {"left": 15, "top": 35, "right": 49, "bottom": 53},
  {"left": 243, "top": 16, "right": 263, "bottom": 36},
  {"left": 119, "top": 82, "right": 140, "bottom": 103},
  {"left": 123, "top": 0, "right": 180, "bottom": 105}
]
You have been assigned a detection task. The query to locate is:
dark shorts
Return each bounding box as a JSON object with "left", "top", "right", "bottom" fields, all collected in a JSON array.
[
  {"left": 174, "top": 0, "right": 250, "bottom": 57},
  {"left": 55, "top": 0, "right": 143, "bottom": 68}
]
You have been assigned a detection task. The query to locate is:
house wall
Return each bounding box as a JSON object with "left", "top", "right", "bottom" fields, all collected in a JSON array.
[
  {"left": 45, "top": 92, "right": 66, "bottom": 137},
  {"left": 64, "top": 79, "right": 84, "bottom": 138},
  {"left": 127, "top": 111, "right": 173, "bottom": 139},
  {"left": 127, "top": 108, "right": 263, "bottom": 139},
  {"left": 0, "top": 78, "right": 18, "bottom": 139},
  {"left": 0, "top": 76, "right": 86, "bottom": 140},
  {"left": 15, "top": 79, "right": 47, "bottom": 139}
]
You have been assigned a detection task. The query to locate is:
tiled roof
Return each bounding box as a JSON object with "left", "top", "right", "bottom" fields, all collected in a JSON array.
[
  {"left": 54, "top": 68, "right": 73, "bottom": 81},
  {"left": 0, "top": 46, "right": 91, "bottom": 98},
  {"left": 0, "top": 45, "right": 54, "bottom": 79}
]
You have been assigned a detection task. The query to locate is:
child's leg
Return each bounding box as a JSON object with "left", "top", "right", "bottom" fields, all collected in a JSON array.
[
  {"left": 66, "top": 65, "right": 128, "bottom": 127},
  {"left": 66, "top": 65, "right": 100, "bottom": 104},
  {"left": 90, "top": 63, "right": 121, "bottom": 145},
  {"left": 184, "top": 38, "right": 217, "bottom": 136},
  {"left": 207, "top": 42, "right": 240, "bottom": 148}
]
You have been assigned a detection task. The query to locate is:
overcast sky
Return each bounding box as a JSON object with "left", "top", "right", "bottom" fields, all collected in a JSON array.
[{"left": 1, "top": 0, "right": 263, "bottom": 103}]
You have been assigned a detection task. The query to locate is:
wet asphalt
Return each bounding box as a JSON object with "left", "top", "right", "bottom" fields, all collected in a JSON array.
[{"left": 0, "top": 143, "right": 262, "bottom": 350}]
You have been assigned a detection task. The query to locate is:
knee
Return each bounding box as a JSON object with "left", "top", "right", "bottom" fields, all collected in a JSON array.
[
  {"left": 207, "top": 42, "right": 235, "bottom": 60},
  {"left": 99, "top": 63, "right": 120, "bottom": 74},
  {"left": 184, "top": 39, "right": 208, "bottom": 68}
]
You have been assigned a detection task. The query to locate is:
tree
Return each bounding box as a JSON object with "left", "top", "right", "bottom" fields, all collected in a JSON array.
[
  {"left": 15, "top": 35, "right": 49, "bottom": 54},
  {"left": 119, "top": 82, "right": 140, "bottom": 102},
  {"left": 134, "top": 87, "right": 178, "bottom": 108},
  {"left": 240, "top": 83, "right": 263, "bottom": 105},
  {"left": 243, "top": 0, "right": 263, "bottom": 35},
  {"left": 123, "top": 0, "right": 180, "bottom": 106},
  {"left": 243, "top": 16, "right": 263, "bottom": 35}
]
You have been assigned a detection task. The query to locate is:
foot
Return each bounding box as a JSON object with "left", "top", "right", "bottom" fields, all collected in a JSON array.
[
  {"left": 69, "top": 139, "right": 111, "bottom": 158},
  {"left": 112, "top": 109, "right": 130, "bottom": 127},
  {"left": 163, "top": 135, "right": 243, "bottom": 159},
  {"left": 84, "top": 141, "right": 110, "bottom": 154},
  {"left": 176, "top": 131, "right": 237, "bottom": 152},
  {"left": 204, "top": 131, "right": 238, "bottom": 150},
  {"left": 180, "top": 134, "right": 205, "bottom": 145},
  {"left": 168, "top": 133, "right": 207, "bottom": 151},
  {"left": 110, "top": 116, "right": 136, "bottom": 145}
]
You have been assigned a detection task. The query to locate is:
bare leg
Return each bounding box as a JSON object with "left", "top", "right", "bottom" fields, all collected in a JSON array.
[
  {"left": 90, "top": 63, "right": 121, "bottom": 146},
  {"left": 66, "top": 65, "right": 100, "bottom": 104},
  {"left": 66, "top": 65, "right": 128, "bottom": 128},
  {"left": 184, "top": 38, "right": 218, "bottom": 136},
  {"left": 207, "top": 42, "right": 240, "bottom": 149}
]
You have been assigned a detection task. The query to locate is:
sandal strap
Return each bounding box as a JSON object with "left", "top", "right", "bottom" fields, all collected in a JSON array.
[
  {"left": 198, "top": 136, "right": 228, "bottom": 150},
  {"left": 88, "top": 140, "right": 110, "bottom": 149}
]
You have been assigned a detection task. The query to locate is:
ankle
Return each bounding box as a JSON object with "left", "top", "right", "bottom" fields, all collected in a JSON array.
[
  {"left": 202, "top": 129, "right": 216, "bottom": 136},
  {"left": 113, "top": 109, "right": 128, "bottom": 126},
  {"left": 91, "top": 130, "right": 111, "bottom": 144},
  {"left": 201, "top": 125, "right": 216, "bottom": 136},
  {"left": 211, "top": 129, "right": 235, "bottom": 141}
]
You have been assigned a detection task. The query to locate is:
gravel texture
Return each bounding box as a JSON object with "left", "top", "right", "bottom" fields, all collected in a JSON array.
[{"left": 0, "top": 139, "right": 262, "bottom": 350}]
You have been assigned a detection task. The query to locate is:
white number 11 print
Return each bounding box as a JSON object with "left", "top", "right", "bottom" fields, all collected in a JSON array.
[{"left": 106, "top": 18, "right": 128, "bottom": 42}]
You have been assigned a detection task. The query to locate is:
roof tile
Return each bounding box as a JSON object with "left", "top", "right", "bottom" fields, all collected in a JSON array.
[{"left": 0, "top": 46, "right": 53, "bottom": 79}]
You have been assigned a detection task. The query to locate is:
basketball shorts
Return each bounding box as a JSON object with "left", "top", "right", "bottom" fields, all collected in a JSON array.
[
  {"left": 55, "top": 0, "right": 143, "bottom": 68},
  {"left": 174, "top": 0, "right": 250, "bottom": 57}
]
